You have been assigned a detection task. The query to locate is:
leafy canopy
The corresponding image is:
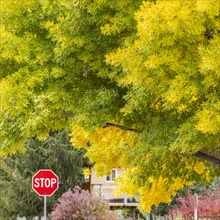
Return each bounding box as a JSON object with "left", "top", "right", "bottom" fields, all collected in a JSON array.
[{"left": 0, "top": 0, "right": 219, "bottom": 211}]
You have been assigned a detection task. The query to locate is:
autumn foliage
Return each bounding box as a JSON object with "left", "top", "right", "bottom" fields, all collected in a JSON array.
[
  {"left": 169, "top": 188, "right": 220, "bottom": 218},
  {"left": 50, "top": 187, "right": 117, "bottom": 220},
  {"left": 0, "top": 0, "right": 220, "bottom": 213}
]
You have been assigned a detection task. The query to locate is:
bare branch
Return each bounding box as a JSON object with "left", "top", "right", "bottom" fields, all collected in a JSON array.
[
  {"left": 103, "top": 123, "right": 137, "bottom": 133},
  {"left": 193, "top": 151, "right": 220, "bottom": 168}
]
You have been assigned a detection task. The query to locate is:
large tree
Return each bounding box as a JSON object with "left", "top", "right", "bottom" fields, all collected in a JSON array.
[
  {"left": 0, "top": 0, "right": 219, "bottom": 211},
  {"left": 0, "top": 130, "right": 86, "bottom": 219}
]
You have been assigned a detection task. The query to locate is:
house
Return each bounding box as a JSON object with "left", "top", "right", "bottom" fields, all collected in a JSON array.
[{"left": 84, "top": 167, "right": 139, "bottom": 218}]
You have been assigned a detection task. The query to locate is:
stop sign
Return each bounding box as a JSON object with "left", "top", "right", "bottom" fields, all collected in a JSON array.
[{"left": 32, "top": 169, "right": 59, "bottom": 196}]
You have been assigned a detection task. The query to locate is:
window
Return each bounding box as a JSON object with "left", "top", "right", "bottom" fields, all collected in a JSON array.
[
  {"left": 106, "top": 169, "right": 117, "bottom": 182},
  {"left": 83, "top": 175, "right": 90, "bottom": 183}
]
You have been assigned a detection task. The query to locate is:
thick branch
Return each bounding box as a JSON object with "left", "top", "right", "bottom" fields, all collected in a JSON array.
[
  {"left": 103, "top": 124, "right": 220, "bottom": 167},
  {"left": 62, "top": 117, "right": 219, "bottom": 167},
  {"left": 103, "top": 123, "right": 137, "bottom": 133},
  {"left": 193, "top": 151, "right": 220, "bottom": 168}
]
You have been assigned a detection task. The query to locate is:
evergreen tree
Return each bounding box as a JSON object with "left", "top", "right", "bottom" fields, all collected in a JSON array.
[{"left": 0, "top": 130, "right": 87, "bottom": 219}]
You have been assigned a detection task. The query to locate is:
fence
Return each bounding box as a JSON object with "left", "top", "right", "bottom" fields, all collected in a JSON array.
[
  {"left": 17, "top": 217, "right": 50, "bottom": 220},
  {"left": 16, "top": 214, "right": 220, "bottom": 220},
  {"left": 141, "top": 213, "right": 220, "bottom": 220}
]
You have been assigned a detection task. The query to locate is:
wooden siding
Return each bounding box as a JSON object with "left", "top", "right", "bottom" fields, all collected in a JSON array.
[{"left": 90, "top": 168, "right": 124, "bottom": 200}]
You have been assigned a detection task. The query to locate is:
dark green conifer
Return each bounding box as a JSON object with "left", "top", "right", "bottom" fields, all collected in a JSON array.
[{"left": 0, "top": 130, "right": 87, "bottom": 219}]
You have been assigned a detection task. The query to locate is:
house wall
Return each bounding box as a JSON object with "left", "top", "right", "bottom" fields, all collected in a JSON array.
[{"left": 90, "top": 168, "right": 124, "bottom": 200}]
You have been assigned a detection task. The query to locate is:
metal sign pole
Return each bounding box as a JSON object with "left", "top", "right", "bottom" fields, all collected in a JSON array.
[
  {"left": 44, "top": 196, "right": 47, "bottom": 220},
  {"left": 194, "top": 193, "right": 198, "bottom": 220}
]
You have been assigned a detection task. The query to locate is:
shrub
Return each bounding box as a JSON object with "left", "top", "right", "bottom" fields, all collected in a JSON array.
[
  {"left": 50, "top": 187, "right": 117, "bottom": 220},
  {"left": 169, "top": 187, "right": 220, "bottom": 219}
]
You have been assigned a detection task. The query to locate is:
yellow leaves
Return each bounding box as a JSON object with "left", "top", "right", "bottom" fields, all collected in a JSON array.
[
  {"left": 139, "top": 178, "right": 166, "bottom": 210},
  {"left": 196, "top": 107, "right": 220, "bottom": 134},
  {"left": 0, "top": 142, "right": 26, "bottom": 158},
  {"left": 83, "top": 167, "right": 91, "bottom": 177},
  {"left": 36, "top": 132, "right": 50, "bottom": 141},
  {"left": 178, "top": 5, "right": 191, "bottom": 18},
  {"left": 99, "top": 0, "right": 136, "bottom": 35},
  {"left": 0, "top": 29, "right": 33, "bottom": 63},
  {"left": 199, "top": 36, "right": 220, "bottom": 79},
  {"left": 43, "top": 20, "right": 55, "bottom": 30},
  {"left": 151, "top": 96, "right": 163, "bottom": 111},
  {"left": 202, "top": 74, "right": 219, "bottom": 88},
  {"left": 144, "top": 55, "right": 161, "bottom": 70},
  {"left": 101, "top": 24, "right": 114, "bottom": 36},
  {"left": 70, "top": 125, "right": 89, "bottom": 148},
  {"left": 139, "top": 177, "right": 188, "bottom": 211},
  {"left": 100, "top": 14, "right": 127, "bottom": 35},
  {"left": 177, "top": 104, "right": 188, "bottom": 113},
  {"left": 114, "top": 168, "right": 139, "bottom": 198},
  {"left": 141, "top": 0, "right": 206, "bottom": 46},
  {"left": 114, "top": 157, "right": 211, "bottom": 212},
  {"left": 0, "top": 0, "right": 35, "bottom": 16},
  {"left": 185, "top": 160, "right": 211, "bottom": 182},
  {"left": 119, "top": 71, "right": 143, "bottom": 87},
  {"left": 0, "top": 79, "right": 13, "bottom": 111},
  {"left": 106, "top": 0, "right": 214, "bottom": 116},
  {"left": 194, "top": 162, "right": 206, "bottom": 175},
  {"left": 196, "top": 1, "right": 211, "bottom": 13},
  {"left": 164, "top": 75, "right": 199, "bottom": 112},
  {"left": 44, "top": 19, "right": 86, "bottom": 54},
  {"left": 106, "top": 48, "right": 128, "bottom": 68},
  {"left": 70, "top": 124, "right": 215, "bottom": 212},
  {"left": 120, "top": 106, "right": 133, "bottom": 116},
  {"left": 115, "top": 170, "right": 191, "bottom": 212},
  {"left": 166, "top": 91, "right": 181, "bottom": 104},
  {"left": 89, "top": 126, "right": 137, "bottom": 171},
  {"left": 196, "top": 0, "right": 220, "bottom": 17},
  {"left": 135, "top": 1, "right": 192, "bottom": 41},
  {"left": 70, "top": 123, "right": 138, "bottom": 175},
  {"left": 50, "top": 67, "right": 66, "bottom": 78}
]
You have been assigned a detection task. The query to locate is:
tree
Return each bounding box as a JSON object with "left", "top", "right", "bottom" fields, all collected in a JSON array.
[
  {"left": 0, "top": 0, "right": 141, "bottom": 155},
  {"left": 49, "top": 187, "right": 117, "bottom": 220},
  {"left": 0, "top": 130, "right": 86, "bottom": 219},
  {"left": 0, "top": 0, "right": 219, "bottom": 211},
  {"left": 71, "top": 0, "right": 220, "bottom": 210}
]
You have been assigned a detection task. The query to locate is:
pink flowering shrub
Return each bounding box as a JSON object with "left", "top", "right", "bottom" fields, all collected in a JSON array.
[
  {"left": 169, "top": 187, "right": 220, "bottom": 219},
  {"left": 49, "top": 187, "right": 117, "bottom": 220}
]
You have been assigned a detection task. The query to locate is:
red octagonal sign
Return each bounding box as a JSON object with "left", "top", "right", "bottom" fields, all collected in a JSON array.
[{"left": 32, "top": 169, "right": 59, "bottom": 196}]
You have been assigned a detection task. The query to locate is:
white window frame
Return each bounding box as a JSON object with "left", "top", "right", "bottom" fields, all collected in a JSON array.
[{"left": 106, "top": 169, "right": 117, "bottom": 182}]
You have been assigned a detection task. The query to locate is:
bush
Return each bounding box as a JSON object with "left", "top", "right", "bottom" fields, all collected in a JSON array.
[
  {"left": 168, "top": 187, "right": 220, "bottom": 218},
  {"left": 50, "top": 187, "right": 118, "bottom": 220}
]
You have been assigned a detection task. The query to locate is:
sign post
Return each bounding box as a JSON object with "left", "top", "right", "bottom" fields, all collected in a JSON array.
[
  {"left": 44, "top": 196, "right": 46, "bottom": 220},
  {"left": 32, "top": 169, "right": 59, "bottom": 219},
  {"left": 194, "top": 193, "right": 198, "bottom": 220}
]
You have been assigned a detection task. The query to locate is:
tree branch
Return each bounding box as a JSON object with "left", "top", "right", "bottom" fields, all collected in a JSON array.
[
  {"left": 103, "top": 123, "right": 137, "bottom": 133},
  {"left": 193, "top": 151, "right": 220, "bottom": 168},
  {"left": 66, "top": 118, "right": 220, "bottom": 167},
  {"left": 103, "top": 124, "right": 220, "bottom": 168}
]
